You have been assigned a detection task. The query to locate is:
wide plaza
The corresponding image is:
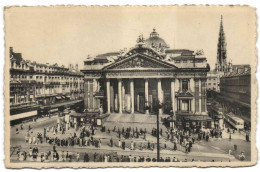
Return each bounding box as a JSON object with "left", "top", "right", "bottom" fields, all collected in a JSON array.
[{"left": 10, "top": 111, "right": 251, "bottom": 163}]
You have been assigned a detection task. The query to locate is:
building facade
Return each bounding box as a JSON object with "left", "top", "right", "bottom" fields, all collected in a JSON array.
[
  {"left": 206, "top": 71, "right": 223, "bottom": 92},
  {"left": 9, "top": 47, "right": 84, "bottom": 124},
  {"left": 81, "top": 29, "right": 211, "bottom": 129},
  {"left": 219, "top": 65, "right": 251, "bottom": 129}
]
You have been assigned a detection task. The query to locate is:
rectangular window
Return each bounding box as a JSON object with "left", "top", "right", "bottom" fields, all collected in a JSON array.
[{"left": 182, "top": 80, "right": 189, "bottom": 92}]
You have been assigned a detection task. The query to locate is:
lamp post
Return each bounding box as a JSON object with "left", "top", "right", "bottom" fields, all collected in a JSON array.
[{"left": 157, "top": 102, "right": 160, "bottom": 161}]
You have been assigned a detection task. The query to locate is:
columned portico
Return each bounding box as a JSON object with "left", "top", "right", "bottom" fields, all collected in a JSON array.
[{"left": 81, "top": 32, "right": 210, "bottom": 130}]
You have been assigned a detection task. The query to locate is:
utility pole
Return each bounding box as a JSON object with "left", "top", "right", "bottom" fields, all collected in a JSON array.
[{"left": 157, "top": 107, "right": 160, "bottom": 161}]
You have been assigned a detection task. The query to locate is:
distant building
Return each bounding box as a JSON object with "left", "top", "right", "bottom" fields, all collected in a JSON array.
[
  {"left": 207, "top": 16, "right": 231, "bottom": 93},
  {"left": 206, "top": 71, "right": 224, "bottom": 92},
  {"left": 219, "top": 64, "right": 251, "bottom": 129},
  {"left": 215, "top": 15, "right": 229, "bottom": 72},
  {"left": 9, "top": 47, "right": 84, "bottom": 124}
]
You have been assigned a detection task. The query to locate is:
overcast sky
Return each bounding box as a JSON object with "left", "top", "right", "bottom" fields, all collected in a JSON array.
[{"left": 5, "top": 6, "right": 256, "bottom": 69}]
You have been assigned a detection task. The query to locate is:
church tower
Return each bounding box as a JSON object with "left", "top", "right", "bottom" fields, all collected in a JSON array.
[{"left": 216, "top": 15, "right": 227, "bottom": 72}]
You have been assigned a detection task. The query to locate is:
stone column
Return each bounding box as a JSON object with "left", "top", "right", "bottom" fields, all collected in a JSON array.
[
  {"left": 137, "top": 95, "right": 139, "bottom": 111},
  {"left": 176, "top": 79, "right": 179, "bottom": 92},
  {"left": 130, "top": 79, "right": 134, "bottom": 114},
  {"left": 118, "top": 79, "right": 122, "bottom": 114},
  {"left": 110, "top": 83, "right": 114, "bottom": 112},
  {"left": 145, "top": 79, "right": 149, "bottom": 114},
  {"left": 199, "top": 79, "right": 202, "bottom": 113},
  {"left": 84, "top": 79, "right": 89, "bottom": 109},
  {"left": 190, "top": 78, "right": 195, "bottom": 113},
  {"left": 106, "top": 79, "right": 111, "bottom": 114},
  {"left": 89, "top": 79, "right": 94, "bottom": 110},
  {"left": 122, "top": 82, "right": 125, "bottom": 112},
  {"left": 171, "top": 79, "right": 175, "bottom": 114},
  {"left": 179, "top": 79, "right": 182, "bottom": 91},
  {"left": 158, "top": 79, "right": 163, "bottom": 115}
]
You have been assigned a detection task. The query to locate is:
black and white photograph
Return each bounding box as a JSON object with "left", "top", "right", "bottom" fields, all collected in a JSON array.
[{"left": 4, "top": 6, "right": 257, "bottom": 168}]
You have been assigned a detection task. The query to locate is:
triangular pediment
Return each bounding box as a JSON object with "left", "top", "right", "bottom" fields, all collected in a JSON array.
[{"left": 103, "top": 53, "right": 177, "bottom": 70}]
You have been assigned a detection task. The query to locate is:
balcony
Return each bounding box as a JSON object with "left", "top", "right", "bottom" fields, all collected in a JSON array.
[{"left": 50, "top": 82, "right": 60, "bottom": 85}]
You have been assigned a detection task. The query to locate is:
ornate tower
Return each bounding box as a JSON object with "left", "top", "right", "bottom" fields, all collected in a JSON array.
[{"left": 216, "top": 15, "right": 227, "bottom": 72}]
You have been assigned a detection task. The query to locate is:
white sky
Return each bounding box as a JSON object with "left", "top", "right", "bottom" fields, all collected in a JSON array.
[{"left": 5, "top": 6, "right": 256, "bottom": 69}]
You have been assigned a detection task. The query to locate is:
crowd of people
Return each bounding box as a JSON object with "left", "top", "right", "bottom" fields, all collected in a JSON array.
[
  {"left": 15, "top": 147, "right": 226, "bottom": 162},
  {"left": 13, "top": 112, "right": 249, "bottom": 162}
]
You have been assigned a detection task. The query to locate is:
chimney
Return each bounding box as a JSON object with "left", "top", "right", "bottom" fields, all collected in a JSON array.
[
  {"left": 10, "top": 47, "right": 13, "bottom": 58},
  {"left": 75, "top": 64, "right": 78, "bottom": 71}
]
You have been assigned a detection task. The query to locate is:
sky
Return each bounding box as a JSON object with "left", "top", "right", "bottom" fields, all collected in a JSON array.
[{"left": 5, "top": 6, "right": 256, "bottom": 69}]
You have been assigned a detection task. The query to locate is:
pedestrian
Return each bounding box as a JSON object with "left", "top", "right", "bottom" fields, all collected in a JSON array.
[
  {"left": 173, "top": 142, "right": 177, "bottom": 151},
  {"left": 130, "top": 141, "right": 134, "bottom": 150},
  {"left": 234, "top": 144, "right": 237, "bottom": 151},
  {"left": 228, "top": 149, "right": 232, "bottom": 156},
  {"left": 118, "top": 139, "right": 121, "bottom": 148},
  {"left": 110, "top": 138, "right": 113, "bottom": 147},
  {"left": 98, "top": 139, "right": 101, "bottom": 148},
  {"left": 76, "top": 152, "right": 80, "bottom": 162},
  {"left": 239, "top": 152, "right": 245, "bottom": 161},
  {"left": 246, "top": 133, "right": 250, "bottom": 142}
]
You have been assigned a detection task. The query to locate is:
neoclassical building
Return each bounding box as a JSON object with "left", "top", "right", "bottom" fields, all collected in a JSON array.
[{"left": 81, "top": 29, "right": 211, "bottom": 128}]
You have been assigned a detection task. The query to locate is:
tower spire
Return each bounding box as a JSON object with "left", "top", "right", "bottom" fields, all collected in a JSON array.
[{"left": 216, "top": 15, "right": 227, "bottom": 72}]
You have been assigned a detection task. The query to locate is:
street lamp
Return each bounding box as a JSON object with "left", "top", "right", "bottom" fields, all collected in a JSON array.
[
  {"left": 157, "top": 107, "right": 160, "bottom": 161},
  {"left": 157, "top": 102, "right": 162, "bottom": 161}
]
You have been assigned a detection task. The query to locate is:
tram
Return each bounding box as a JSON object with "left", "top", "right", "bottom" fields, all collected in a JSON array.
[{"left": 225, "top": 113, "right": 244, "bottom": 130}]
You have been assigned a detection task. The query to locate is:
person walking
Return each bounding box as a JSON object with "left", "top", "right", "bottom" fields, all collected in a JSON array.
[
  {"left": 118, "top": 139, "right": 121, "bottom": 148},
  {"left": 76, "top": 152, "right": 80, "bottom": 162},
  {"left": 246, "top": 133, "right": 250, "bottom": 142},
  {"left": 110, "top": 138, "right": 113, "bottom": 147}
]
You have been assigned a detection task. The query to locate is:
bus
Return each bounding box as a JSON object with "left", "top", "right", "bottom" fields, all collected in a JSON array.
[{"left": 225, "top": 113, "right": 244, "bottom": 130}]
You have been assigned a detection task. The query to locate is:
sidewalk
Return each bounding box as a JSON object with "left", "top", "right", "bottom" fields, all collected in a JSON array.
[{"left": 13, "top": 142, "right": 236, "bottom": 162}]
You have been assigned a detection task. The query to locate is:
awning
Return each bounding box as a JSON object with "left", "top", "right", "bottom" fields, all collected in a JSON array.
[
  {"left": 48, "top": 99, "right": 83, "bottom": 109},
  {"left": 66, "top": 95, "right": 71, "bottom": 98},
  {"left": 61, "top": 96, "right": 66, "bottom": 99},
  {"left": 183, "top": 115, "right": 212, "bottom": 121},
  {"left": 71, "top": 113, "right": 87, "bottom": 118},
  {"left": 10, "top": 110, "right": 37, "bottom": 121}
]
